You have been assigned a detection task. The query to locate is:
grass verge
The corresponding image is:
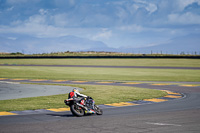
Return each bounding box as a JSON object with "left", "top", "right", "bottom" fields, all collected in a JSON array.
[
  {"left": 0, "top": 84, "right": 167, "bottom": 112},
  {"left": 1, "top": 58, "right": 200, "bottom": 67},
  {"left": 1, "top": 66, "right": 200, "bottom": 82}
]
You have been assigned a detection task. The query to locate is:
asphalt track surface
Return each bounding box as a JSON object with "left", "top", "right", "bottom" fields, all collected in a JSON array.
[
  {"left": 0, "top": 82, "right": 76, "bottom": 100},
  {"left": 0, "top": 80, "right": 200, "bottom": 133}
]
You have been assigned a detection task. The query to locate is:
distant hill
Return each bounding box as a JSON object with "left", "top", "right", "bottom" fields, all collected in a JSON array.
[
  {"left": 126, "top": 34, "right": 200, "bottom": 54},
  {"left": 0, "top": 35, "right": 111, "bottom": 54},
  {"left": 0, "top": 33, "right": 199, "bottom": 54}
]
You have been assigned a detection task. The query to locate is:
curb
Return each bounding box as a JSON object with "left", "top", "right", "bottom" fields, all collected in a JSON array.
[{"left": 0, "top": 90, "right": 184, "bottom": 116}]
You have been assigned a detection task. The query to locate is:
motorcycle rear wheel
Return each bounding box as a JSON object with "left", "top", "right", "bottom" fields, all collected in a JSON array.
[{"left": 70, "top": 105, "right": 84, "bottom": 117}]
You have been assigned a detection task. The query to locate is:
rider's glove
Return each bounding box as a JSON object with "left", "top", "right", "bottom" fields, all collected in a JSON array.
[{"left": 87, "top": 96, "right": 92, "bottom": 99}]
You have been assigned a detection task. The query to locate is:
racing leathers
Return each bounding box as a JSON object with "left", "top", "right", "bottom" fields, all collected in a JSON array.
[{"left": 68, "top": 90, "right": 87, "bottom": 99}]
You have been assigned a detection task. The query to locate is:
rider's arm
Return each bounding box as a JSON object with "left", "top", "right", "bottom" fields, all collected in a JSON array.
[{"left": 76, "top": 92, "right": 87, "bottom": 98}]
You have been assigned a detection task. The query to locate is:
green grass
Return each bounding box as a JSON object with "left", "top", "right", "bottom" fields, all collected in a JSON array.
[
  {"left": 0, "top": 84, "right": 167, "bottom": 112},
  {"left": 0, "top": 66, "right": 200, "bottom": 82},
  {"left": 1, "top": 58, "right": 200, "bottom": 67}
]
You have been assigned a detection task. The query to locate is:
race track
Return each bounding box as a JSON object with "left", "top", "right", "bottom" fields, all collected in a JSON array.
[
  {"left": 0, "top": 81, "right": 76, "bottom": 100},
  {"left": 0, "top": 80, "right": 200, "bottom": 133}
]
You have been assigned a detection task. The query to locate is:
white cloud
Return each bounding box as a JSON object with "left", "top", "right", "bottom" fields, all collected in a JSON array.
[
  {"left": 116, "top": 7, "right": 128, "bottom": 20},
  {"left": 10, "top": 20, "right": 23, "bottom": 26},
  {"left": 0, "top": 12, "right": 95, "bottom": 39},
  {"left": 6, "top": 0, "right": 34, "bottom": 4},
  {"left": 168, "top": 12, "right": 200, "bottom": 25},
  {"left": 27, "top": 15, "right": 46, "bottom": 24},
  {"left": 69, "top": 0, "right": 75, "bottom": 6},
  {"left": 92, "top": 29, "right": 112, "bottom": 40},
  {"left": 133, "top": 0, "right": 158, "bottom": 14},
  {"left": 51, "top": 13, "right": 68, "bottom": 27},
  {"left": 6, "top": 6, "right": 14, "bottom": 11},
  {"left": 0, "top": 12, "right": 68, "bottom": 38},
  {"left": 119, "top": 24, "right": 144, "bottom": 32},
  {"left": 176, "top": 0, "right": 200, "bottom": 11},
  {"left": 7, "top": 37, "right": 17, "bottom": 40},
  {"left": 39, "top": 9, "right": 48, "bottom": 15},
  {"left": 145, "top": 2, "right": 157, "bottom": 14}
]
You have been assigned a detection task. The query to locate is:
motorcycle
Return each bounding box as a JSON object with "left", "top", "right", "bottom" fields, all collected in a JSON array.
[{"left": 64, "top": 96, "right": 103, "bottom": 117}]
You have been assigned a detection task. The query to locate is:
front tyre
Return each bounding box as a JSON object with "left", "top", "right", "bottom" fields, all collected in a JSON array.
[
  {"left": 70, "top": 104, "right": 84, "bottom": 117},
  {"left": 94, "top": 105, "right": 103, "bottom": 115}
]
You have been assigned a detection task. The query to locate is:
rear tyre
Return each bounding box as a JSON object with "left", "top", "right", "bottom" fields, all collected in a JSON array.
[{"left": 70, "top": 104, "right": 84, "bottom": 117}]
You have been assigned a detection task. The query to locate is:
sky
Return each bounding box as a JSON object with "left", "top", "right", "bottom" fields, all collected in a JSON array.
[{"left": 0, "top": 0, "right": 200, "bottom": 54}]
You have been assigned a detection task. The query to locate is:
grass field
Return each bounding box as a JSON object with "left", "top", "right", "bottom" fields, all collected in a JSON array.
[
  {"left": 1, "top": 59, "right": 200, "bottom": 82},
  {"left": 1, "top": 58, "right": 200, "bottom": 67},
  {"left": 0, "top": 84, "right": 167, "bottom": 112},
  {"left": 0, "top": 66, "right": 200, "bottom": 82}
]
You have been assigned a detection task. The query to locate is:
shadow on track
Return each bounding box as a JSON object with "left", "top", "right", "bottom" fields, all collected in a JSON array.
[
  {"left": 47, "top": 114, "right": 74, "bottom": 117},
  {"left": 47, "top": 113, "right": 96, "bottom": 118}
]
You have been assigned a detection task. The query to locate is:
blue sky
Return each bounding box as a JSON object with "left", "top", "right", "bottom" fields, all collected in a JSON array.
[{"left": 0, "top": 0, "right": 200, "bottom": 53}]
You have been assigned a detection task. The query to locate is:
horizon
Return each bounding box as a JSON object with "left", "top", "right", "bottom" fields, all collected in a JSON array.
[{"left": 1, "top": 51, "right": 200, "bottom": 55}]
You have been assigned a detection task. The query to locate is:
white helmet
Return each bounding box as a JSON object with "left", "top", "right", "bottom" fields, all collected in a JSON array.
[{"left": 72, "top": 88, "right": 79, "bottom": 94}]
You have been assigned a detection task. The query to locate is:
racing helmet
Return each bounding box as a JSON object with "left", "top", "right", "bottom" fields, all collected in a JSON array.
[{"left": 72, "top": 88, "right": 79, "bottom": 93}]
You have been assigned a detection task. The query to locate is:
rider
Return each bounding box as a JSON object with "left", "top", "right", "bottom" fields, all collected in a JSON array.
[
  {"left": 68, "top": 88, "right": 95, "bottom": 113},
  {"left": 68, "top": 88, "right": 87, "bottom": 99}
]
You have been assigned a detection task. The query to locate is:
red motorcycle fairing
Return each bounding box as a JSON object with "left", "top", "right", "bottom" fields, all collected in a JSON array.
[{"left": 80, "top": 100, "right": 85, "bottom": 105}]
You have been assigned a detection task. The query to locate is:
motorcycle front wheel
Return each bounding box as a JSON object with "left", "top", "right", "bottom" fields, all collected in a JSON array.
[
  {"left": 94, "top": 105, "right": 103, "bottom": 115},
  {"left": 70, "top": 104, "right": 84, "bottom": 117}
]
